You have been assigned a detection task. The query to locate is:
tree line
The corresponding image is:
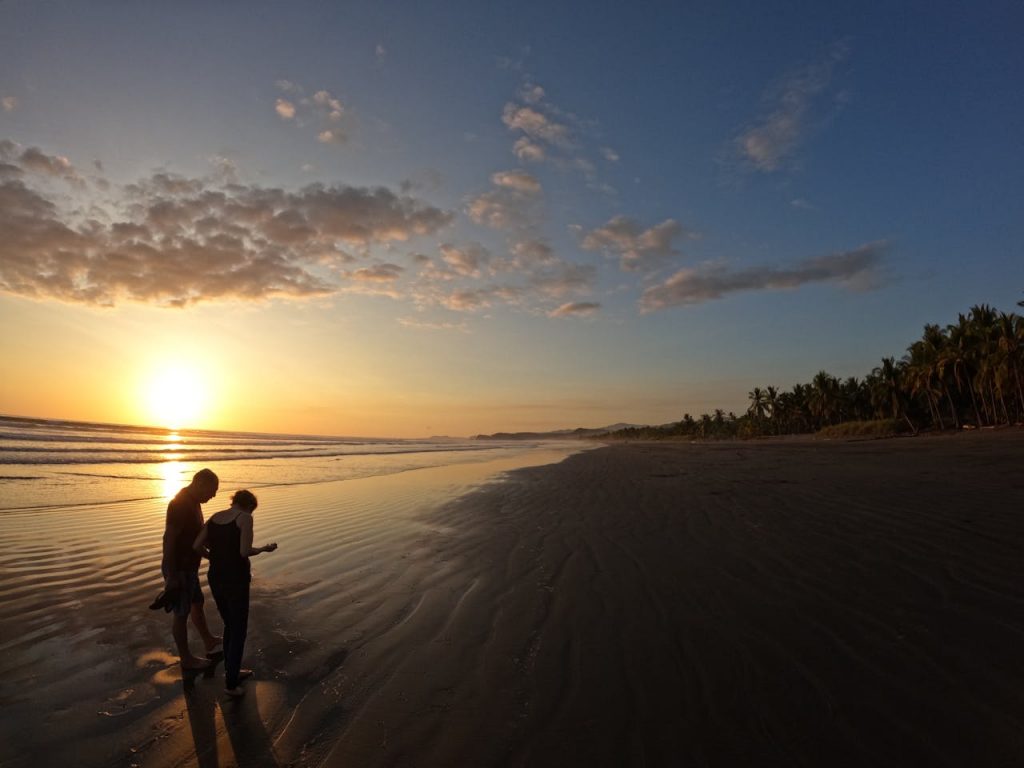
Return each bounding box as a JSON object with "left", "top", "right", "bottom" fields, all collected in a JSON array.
[{"left": 603, "top": 301, "right": 1024, "bottom": 441}]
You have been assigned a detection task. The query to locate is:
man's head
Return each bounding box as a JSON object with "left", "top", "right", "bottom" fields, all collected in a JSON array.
[{"left": 190, "top": 468, "right": 219, "bottom": 502}]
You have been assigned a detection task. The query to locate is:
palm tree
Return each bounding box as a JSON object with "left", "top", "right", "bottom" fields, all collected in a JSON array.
[
  {"left": 969, "top": 304, "right": 1004, "bottom": 423},
  {"left": 871, "top": 357, "right": 916, "bottom": 434},
  {"left": 747, "top": 387, "right": 767, "bottom": 421},
  {"left": 947, "top": 315, "right": 983, "bottom": 425},
  {"left": 808, "top": 371, "right": 840, "bottom": 428},
  {"left": 906, "top": 334, "right": 945, "bottom": 430},
  {"left": 995, "top": 311, "right": 1024, "bottom": 422},
  {"left": 764, "top": 385, "right": 780, "bottom": 434}
]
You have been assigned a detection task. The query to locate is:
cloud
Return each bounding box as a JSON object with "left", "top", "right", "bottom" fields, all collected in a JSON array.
[
  {"left": 580, "top": 215, "right": 694, "bottom": 272},
  {"left": 17, "top": 147, "right": 81, "bottom": 183},
  {"left": 466, "top": 168, "right": 542, "bottom": 231},
  {"left": 518, "top": 83, "right": 545, "bottom": 104},
  {"left": 495, "top": 239, "right": 557, "bottom": 271},
  {"left": 500, "top": 83, "right": 614, "bottom": 192},
  {"left": 513, "top": 137, "right": 546, "bottom": 163},
  {"left": 346, "top": 263, "right": 404, "bottom": 281},
  {"left": 440, "top": 242, "right": 489, "bottom": 277},
  {"left": 1, "top": 96, "right": 16, "bottom": 113},
  {"left": 440, "top": 289, "right": 492, "bottom": 312},
  {"left": 0, "top": 143, "right": 453, "bottom": 307},
  {"left": 490, "top": 169, "right": 541, "bottom": 195},
  {"left": 466, "top": 170, "right": 542, "bottom": 231},
  {"left": 735, "top": 43, "right": 849, "bottom": 172},
  {"left": 375, "top": 44, "right": 387, "bottom": 63},
  {"left": 397, "top": 316, "right": 469, "bottom": 332},
  {"left": 502, "top": 103, "right": 572, "bottom": 148},
  {"left": 790, "top": 198, "right": 816, "bottom": 210},
  {"left": 273, "top": 81, "right": 349, "bottom": 144},
  {"left": 411, "top": 236, "right": 595, "bottom": 318},
  {"left": 548, "top": 301, "right": 600, "bottom": 318},
  {"left": 275, "top": 99, "right": 296, "bottom": 120},
  {"left": 317, "top": 129, "right": 345, "bottom": 144},
  {"left": 639, "top": 240, "right": 886, "bottom": 311},
  {"left": 313, "top": 90, "right": 343, "bottom": 121},
  {"left": 531, "top": 262, "right": 596, "bottom": 298}
]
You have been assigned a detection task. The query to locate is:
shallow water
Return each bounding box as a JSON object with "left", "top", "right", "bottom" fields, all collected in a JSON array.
[{"left": 0, "top": 416, "right": 583, "bottom": 766}]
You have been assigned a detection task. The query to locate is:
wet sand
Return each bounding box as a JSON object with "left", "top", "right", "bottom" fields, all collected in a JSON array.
[{"left": 3, "top": 431, "right": 1024, "bottom": 766}]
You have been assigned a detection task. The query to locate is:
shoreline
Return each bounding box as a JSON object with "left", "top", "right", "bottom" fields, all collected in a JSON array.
[{"left": 3, "top": 432, "right": 1024, "bottom": 766}]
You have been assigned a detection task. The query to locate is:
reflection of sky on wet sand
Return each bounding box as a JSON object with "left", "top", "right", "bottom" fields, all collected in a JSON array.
[{"left": 0, "top": 444, "right": 583, "bottom": 766}]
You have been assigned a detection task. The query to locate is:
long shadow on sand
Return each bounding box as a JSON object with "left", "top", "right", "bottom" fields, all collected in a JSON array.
[{"left": 183, "top": 661, "right": 279, "bottom": 767}]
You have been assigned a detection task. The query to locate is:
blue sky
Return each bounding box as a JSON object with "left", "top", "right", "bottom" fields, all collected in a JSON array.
[{"left": 1, "top": 0, "right": 1022, "bottom": 435}]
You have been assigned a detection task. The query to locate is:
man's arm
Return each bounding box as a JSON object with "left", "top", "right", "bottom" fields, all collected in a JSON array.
[{"left": 193, "top": 524, "right": 210, "bottom": 559}]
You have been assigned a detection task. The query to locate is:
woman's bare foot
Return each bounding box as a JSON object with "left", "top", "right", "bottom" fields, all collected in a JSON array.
[{"left": 237, "top": 669, "right": 253, "bottom": 682}]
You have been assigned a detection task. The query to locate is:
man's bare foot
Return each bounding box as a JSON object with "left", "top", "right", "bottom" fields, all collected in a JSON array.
[
  {"left": 237, "top": 669, "right": 253, "bottom": 683},
  {"left": 181, "top": 656, "right": 211, "bottom": 670}
]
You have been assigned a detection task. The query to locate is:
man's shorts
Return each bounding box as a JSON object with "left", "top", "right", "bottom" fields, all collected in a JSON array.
[{"left": 167, "top": 570, "right": 204, "bottom": 617}]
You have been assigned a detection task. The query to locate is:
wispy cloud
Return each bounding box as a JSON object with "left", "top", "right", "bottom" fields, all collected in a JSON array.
[
  {"left": 0, "top": 140, "right": 452, "bottom": 307},
  {"left": 548, "top": 301, "right": 600, "bottom": 318},
  {"left": 346, "top": 263, "right": 404, "bottom": 281},
  {"left": 513, "top": 137, "right": 546, "bottom": 163},
  {"left": 518, "top": 83, "right": 545, "bottom": 104},
  {"left": 491, "top": 169, "right": 541, "bottom": 195},
  {"left": 273, "top": 81, "right": 350, "bottom": 144},
  {"left": 410, "top": 235, "right": 595, "bottom": 318},
  {"left": 639, "top": 240, "right": 886, "bottom": 311},
  {"left": 466, "top": 169, "right": 542, "bottom": 231},
  {"left": 580, "top": 215, "right": 697, "bottom": 272},
  {"left": 502, "top": 103, "right": 573, "bottom": 148},
  {"left": 734, "top": 43, "right": 850, "bottom": 172},
  {"left": 440, "top": 242, "right": 490, "bottom": 277},
  {"left": 397, "top": 316, "right": 469, "bottom": 332},
  {"left": 1, "top": 96, "right": 17, "bottom": 113}
]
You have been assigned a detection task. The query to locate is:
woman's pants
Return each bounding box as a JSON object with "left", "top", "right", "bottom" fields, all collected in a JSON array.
[{"left": 209, "top": 578, "right": 249, "bottom": 689}]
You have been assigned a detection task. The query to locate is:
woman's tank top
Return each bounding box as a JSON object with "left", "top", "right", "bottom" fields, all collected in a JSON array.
[{"left": 207, "top": 517, "right": 251, "bottom": 582}]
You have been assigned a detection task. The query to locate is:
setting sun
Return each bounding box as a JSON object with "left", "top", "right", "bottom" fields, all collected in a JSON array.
[{"left": 144, "top": 364, "right": 208, "bottom": 429}]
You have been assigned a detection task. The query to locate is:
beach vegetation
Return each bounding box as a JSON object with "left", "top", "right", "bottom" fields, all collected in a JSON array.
[
  {"left": 600, "top": 302, "right": 1024, "bottom": 441},
  {"left": 817, "top": 420, "right": 908, "bottom": 439}
]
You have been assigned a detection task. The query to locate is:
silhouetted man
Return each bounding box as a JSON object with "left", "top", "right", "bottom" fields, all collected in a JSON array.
[{"left": 162, "top": 468, "right": 221, "bottom": 668}]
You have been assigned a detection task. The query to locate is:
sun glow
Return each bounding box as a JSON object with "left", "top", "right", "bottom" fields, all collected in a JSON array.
[
  {"left": 144, "top": 364, "right": 208, "bottom": 429},
  {"left": 159, "top": 460, "right": 186, "bottom": 501}
]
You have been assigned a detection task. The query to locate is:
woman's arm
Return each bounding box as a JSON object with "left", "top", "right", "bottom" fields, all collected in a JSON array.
[
  {"left": 238, "top": 513, "right": 278, "bottom": 557},
  {"left": 193, "top": 524, "right": 210, "bottom": 558}
]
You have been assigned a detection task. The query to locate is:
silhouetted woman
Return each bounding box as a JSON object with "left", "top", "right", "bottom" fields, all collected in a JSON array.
[{"left": 194, "top": 489, "right": 277, "bottom": 696}]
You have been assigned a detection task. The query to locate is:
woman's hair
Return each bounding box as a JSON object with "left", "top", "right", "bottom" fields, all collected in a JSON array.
[{"left": 231, "top": 489, "right": 258, "bottom": 512}]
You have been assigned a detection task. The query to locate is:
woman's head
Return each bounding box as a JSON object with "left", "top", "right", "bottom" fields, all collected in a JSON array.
[{"left": 232, "top": 489, "right": 258, "bottom": 512}]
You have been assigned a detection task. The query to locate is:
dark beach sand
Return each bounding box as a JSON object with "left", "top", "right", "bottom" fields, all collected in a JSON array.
[{"left": 3, "top": 432, "right": 1024, "bottom": 766}]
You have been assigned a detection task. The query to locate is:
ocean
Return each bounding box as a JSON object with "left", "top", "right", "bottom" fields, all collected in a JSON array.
[{"left": 0, "top": 415, "right": 553, "bottom": 511}]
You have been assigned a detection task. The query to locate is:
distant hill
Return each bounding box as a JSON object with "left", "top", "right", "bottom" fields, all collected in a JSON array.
[{"left": 474, "top": 423, "right": 643, "bottom": 440}]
